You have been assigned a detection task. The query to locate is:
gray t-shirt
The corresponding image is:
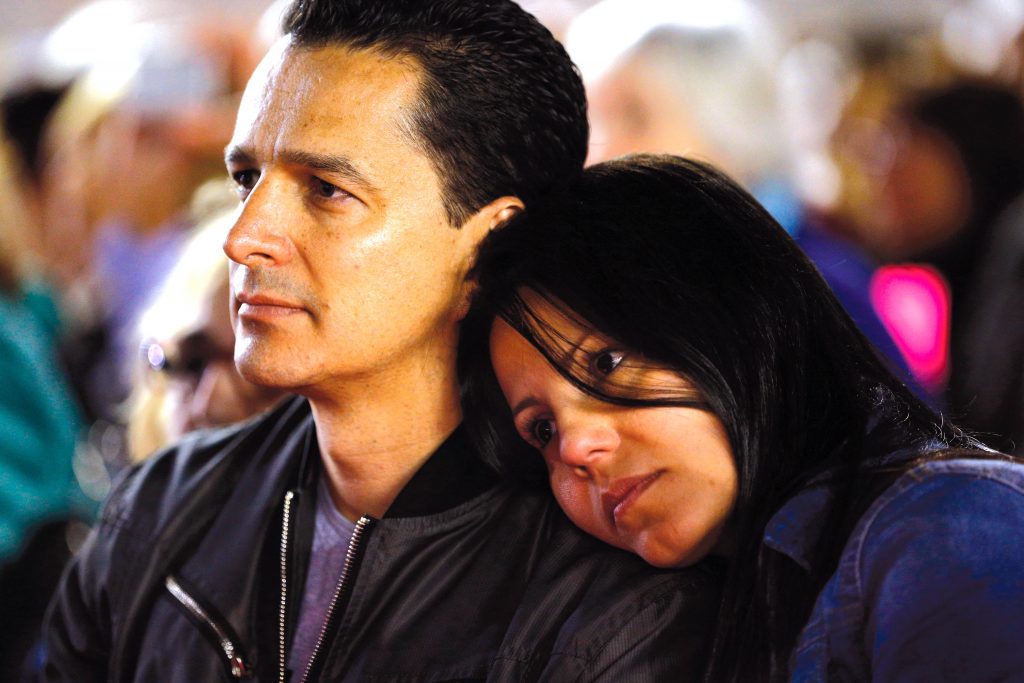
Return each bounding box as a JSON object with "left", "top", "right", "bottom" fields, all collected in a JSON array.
[{"left": 287, "top": 475, "right": 356, "bottom": 678}]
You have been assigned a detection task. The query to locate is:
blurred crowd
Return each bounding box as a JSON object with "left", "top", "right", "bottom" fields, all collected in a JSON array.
[{"left": 2, "top": 0, "right": 1024, "bottom": 674}]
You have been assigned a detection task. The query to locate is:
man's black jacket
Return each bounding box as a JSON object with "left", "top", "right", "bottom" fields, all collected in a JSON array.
[{"left": 41, "top": 398, "right": 722, "bottom": 681}]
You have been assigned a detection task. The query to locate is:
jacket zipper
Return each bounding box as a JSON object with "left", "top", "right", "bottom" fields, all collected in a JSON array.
[
  {"left": 278, "top": 488, "right": 374, "bottom": 683},
  {"left": 164, "top": 575, "right": 251, "bottom": 679},
  {"left": 279, "top": 490, "right": 296, "bottom": 683},
  {"left": 298, "top": 515, "right": 371, "bottom": 682}
]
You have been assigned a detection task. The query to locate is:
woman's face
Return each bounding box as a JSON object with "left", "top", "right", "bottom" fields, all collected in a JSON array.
[{"left": 489, "top": 293, "right": 738, "bottom": 567}]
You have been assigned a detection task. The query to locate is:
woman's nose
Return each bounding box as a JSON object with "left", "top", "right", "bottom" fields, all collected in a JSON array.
[{"left": 557, "top": 417, "right": 620, "bottom": 479}]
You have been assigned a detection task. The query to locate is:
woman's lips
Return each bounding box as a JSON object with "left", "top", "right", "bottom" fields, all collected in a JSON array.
[{"left": 601, "top": 470, "right": 664, "bottom": 526}]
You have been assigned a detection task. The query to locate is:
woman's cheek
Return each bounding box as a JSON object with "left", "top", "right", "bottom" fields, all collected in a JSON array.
[{"left": 550, "top": 471, "right": 625, "bottom": 551}]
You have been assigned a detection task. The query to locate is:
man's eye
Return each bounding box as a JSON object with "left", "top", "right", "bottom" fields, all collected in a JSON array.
[
  {"left": 589, "top": 349, "right": 625, "bottom": 377},
  {"left": 530, "top": 419, "right": 556, "bottom": 447},
  {"left": 313, "top": 177, "right": 347, "bottom": 200},
  {"left": 231, "top": 170, "right": 259, "bottom": 198}
]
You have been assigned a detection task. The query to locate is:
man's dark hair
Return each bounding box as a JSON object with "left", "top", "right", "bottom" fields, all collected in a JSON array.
[{"left": 283, "top": 0, "right": 588, "bottom": 226}]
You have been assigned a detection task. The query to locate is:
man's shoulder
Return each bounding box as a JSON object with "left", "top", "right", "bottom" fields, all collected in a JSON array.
[
  {"left": 537, "top": 504, "right": 723, "bottom": 607},
  {"left": 501, "top": 488, "right": 724, "bottom": 674},
  {"left": 500, "top": 483, "right": 723, "bottom": 593},
  {"left": 100, "top": 396, "right": 311, "bottom": 540}
]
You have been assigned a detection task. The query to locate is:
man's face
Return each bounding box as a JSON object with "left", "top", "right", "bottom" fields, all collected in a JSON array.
[{"left": 224, "top": 41, "right": 489, "bottom": 394}]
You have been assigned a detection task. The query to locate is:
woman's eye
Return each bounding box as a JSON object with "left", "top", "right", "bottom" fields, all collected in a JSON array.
[
  {"left": 589, "top": 349, "right": 625, "bottom": 377},
  {"left": 529, "top": 419, "right": 556, "bottom": 447}
]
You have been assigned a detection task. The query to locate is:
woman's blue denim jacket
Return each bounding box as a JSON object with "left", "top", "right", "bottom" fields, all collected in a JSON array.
[{"left": 764, "top": 455, "right": 1024, "bottom": 681}]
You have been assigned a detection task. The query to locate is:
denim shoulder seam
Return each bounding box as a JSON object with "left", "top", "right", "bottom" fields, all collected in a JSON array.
[{"left": 850, "top": 459, "right": 1024, "bottom": 595}]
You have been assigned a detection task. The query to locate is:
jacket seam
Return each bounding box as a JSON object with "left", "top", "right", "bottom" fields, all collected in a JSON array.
[
  {"left": 852, "top": 463, "right": 1024, "bottom": 601},
  {"left": 571, "top": 574, "right": 706, "bottom": 673}
]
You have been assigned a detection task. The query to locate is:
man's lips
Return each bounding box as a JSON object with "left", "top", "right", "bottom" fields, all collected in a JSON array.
[
  {"left": 234, "top": 292, "right": 306, "bottom": 317},
  {"left": 601, "top": 471, "right": 664, "bottom": 525}
]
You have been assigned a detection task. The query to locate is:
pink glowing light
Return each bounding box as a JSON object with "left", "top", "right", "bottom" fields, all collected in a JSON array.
[{"left": 870, "top": 264, "right": 950, "bottom": 393}]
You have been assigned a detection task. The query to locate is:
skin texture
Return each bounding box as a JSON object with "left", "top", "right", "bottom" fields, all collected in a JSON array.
[
  {"left": 223, "top": 39, "right": 520, "bottom": 519},
  {"left": 489, "top": 293, "right": 738, "bottom": 568}
]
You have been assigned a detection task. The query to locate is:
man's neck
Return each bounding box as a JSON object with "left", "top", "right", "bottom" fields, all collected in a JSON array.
[{"left": 306, "top": 364, "right": 463, "bottom": 521}]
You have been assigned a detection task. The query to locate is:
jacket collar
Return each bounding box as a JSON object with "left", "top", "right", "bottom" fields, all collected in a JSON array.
[
  {"left": 762, "top": 435, "right": 944, "bottom": 572},
  {"left": 297, "top": 405, "right": 500, "bottom": 519},
  {"left": 762, "top": 482, "right": 834, "bottom": 573},
  {"left": 384, "top": 426, "right": 500, "bottom": 517}
]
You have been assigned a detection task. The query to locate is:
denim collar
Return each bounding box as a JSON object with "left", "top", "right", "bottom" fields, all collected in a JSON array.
[
  {"left": 762, "top": 436, "right": 944, "bottom": 572},
  {"left": 762, "top": 481, "right": 834, "bottom": 572}
]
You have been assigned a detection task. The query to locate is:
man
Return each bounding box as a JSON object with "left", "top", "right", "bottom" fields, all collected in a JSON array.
[{"left": 41, "top": 1, "right": 721, "bottom": 680}]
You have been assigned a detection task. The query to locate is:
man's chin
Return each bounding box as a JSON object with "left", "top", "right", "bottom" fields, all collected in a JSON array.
[{"left": 234, "top": 352, "right": 305, "bottom": 391}]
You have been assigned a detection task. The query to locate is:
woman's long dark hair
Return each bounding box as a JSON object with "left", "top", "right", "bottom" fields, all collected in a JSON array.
[{"left": 459, "top": 154, "right": 977, "bottom": 681}]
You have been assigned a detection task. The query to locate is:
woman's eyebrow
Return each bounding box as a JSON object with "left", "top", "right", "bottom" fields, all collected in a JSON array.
[
  {"left": 511, "top": 396, "right": 542, "bottom": 417},
  {"left": 554, "top": 331, "right": 601, "bottom": 367}
]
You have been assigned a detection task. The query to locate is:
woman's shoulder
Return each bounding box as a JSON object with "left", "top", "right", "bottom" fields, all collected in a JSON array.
[
  {"left": 808, "top": 453, "right": 1024, "bottom": 680},
  {"left": 853, "top": 452, "right": 1024, "bottom": 559},
  {"left": 865, "top": 453, "right": 1024, "bottom": 523}
]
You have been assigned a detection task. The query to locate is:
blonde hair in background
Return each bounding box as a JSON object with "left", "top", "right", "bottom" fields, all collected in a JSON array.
[
  {"left": 0, "top": 135, "right": 34, "bottom": 293},
  {"left": 125, "top": 208, "right": 235, "bottom": 462}
]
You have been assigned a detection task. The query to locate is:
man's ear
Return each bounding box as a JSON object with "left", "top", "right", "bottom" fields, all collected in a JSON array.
[
  {"left": 453, "top": 195, "right": 524, "bottom": 320},
  {"left": 461, "top": 195, "right": 524, "bottom": 245},
  {"left": 489, "top": 200, "right": 524, "bottom": 230}
]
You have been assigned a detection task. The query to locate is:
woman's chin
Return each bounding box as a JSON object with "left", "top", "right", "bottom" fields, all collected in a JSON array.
[{"left": 634, "top": 532, "right": 715, "bottom": 569}]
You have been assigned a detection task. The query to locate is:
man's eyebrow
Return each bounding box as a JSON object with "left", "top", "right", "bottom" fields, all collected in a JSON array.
[
  {"left": 224, "top": 145, "right": 255, "bottom": 168},
  {"left": 223, "top": 146, "right": 378, "bottom": 193},
  {"left": 278, "top": 149, "right": 377, "bottom": 192}
]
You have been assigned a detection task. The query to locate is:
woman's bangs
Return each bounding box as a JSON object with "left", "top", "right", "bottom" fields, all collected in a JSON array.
[{"left": 497, "top": 289, "right": 707, "bottom": 410}]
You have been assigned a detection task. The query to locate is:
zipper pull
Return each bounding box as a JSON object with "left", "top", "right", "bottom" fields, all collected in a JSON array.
[
  {"left": 165, "top": 575, "right": 253, "bottom": 679},
  {"left": 230, "top": 655, "right": 250, "bottom": 679}
]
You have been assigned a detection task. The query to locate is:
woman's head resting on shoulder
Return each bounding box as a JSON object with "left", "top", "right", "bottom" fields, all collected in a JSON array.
[
  {"left": 461, "top": 154, "right": 944, "bottom": 569},
  {"left": 489, "top": 288, "right": 738, "bottom": 567}
]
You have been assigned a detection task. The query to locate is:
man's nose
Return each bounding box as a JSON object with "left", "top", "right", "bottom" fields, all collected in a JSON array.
[
  {"left": 223, "top": 179, "right": 295, "bottom": 267},
  {"left": 557, "top": 416, "right": 620, "bottom": 480}
]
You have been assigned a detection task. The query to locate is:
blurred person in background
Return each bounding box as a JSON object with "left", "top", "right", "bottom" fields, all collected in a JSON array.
[
  {"left": 572, "top": 12, "right": 918, "bottom": 395},
  {"left": 127, "top": 211, "right": 285, "bottom": 462},
  {"left": 864, "top": 81, "right": 1024, "bottom": 453},
  {"left": 35, "top": 11, "right": 259, "bottom": 438},
  {"left": 0, "top": 132, "right": 87, "bottom": 680}
]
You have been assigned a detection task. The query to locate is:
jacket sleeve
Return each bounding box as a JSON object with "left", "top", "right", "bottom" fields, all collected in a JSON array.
[
  {"left": 37, "top": 531, "right": 112, "bottom": 682},
  {"left": 859, "top": 465, "right": 1024, "bottom": 681},
  {"left": 35, "top": 467, "right": 140, "bottom": 683}
]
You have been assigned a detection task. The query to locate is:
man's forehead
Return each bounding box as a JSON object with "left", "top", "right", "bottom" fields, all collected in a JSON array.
[
  {"left": 246, "top": 38, "right": 422, "bottom": 107},
  {"left": 232, "top": 39, "right": 425, "bottom": 153}
]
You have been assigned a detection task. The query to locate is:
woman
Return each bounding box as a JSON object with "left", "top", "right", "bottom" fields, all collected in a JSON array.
[{"left": 460, "top": 154, "right": 1024, "bottom": 681}]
